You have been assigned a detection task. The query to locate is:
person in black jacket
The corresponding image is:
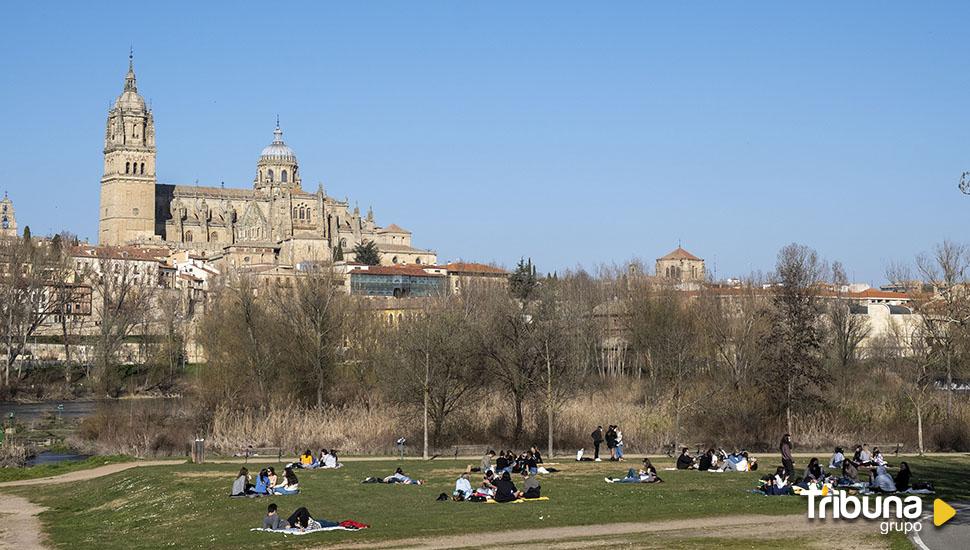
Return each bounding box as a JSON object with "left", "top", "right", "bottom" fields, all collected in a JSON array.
[
  {"left": 605, "top": 426, "right": 618, "bottom": 461},
  {"left": 698, "top": 448, "right": 714, "bottom": 471},
  {"left": 493, "top": 471, "right": 518, "bottom": 503},
  {"left": 591, "top": 426, "right": 604, "bottom": 461},
  {"left": 676, "top": 447, "right": 696, "bottom": 470}
]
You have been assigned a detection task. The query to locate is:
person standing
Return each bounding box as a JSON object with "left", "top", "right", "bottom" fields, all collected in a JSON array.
[
  {"left": 606, "top": 425, "right": 618, "bottom": 461},
  {"left": 780, "top": 433, "right": 794, "bottom": 478},
  {"left": 591, "top": 426, "right": 604, "bottom": 462}
]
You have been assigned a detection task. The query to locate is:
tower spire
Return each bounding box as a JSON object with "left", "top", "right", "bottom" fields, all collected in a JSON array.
[{"left": 124, "top": 48, "right": 137, "bottom": 92}]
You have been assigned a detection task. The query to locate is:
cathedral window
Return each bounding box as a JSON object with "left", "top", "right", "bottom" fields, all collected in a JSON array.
[
  {"left": 125, "top": 162, "right": 130, "bottom": 174},
  {"left": 267, "top": 169, "right": 274, "bottom": 182},
  {"left": 140, "top": 162, "right": 145, "bottom": 175},
  {"left": 185, "top": 231, "right": 194, "bottom": 243},
  {"left": 281, "top": 170, "right": 288, "bottom": 183}
]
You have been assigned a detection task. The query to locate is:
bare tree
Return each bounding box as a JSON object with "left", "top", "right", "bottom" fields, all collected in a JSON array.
[
  {"left": 89, "top": 252, "right": 156, "bottom": 396},
  {"left": 912, "top": 241, "right": 970, "bottom": 418},
  {"left": 698, "top": 279, "right": 766, "bottom": 393},
  {"left": 0, "top": 236, "right": 66, "bottom": 386},
  {"left": 826, "top": 261, "right": 871, "bottom": 386},
  {"left": 270, "top": 265, "right": 348, "bottom": 407},
  {"left": 761, "top": 243, "right": 828, "bottom": 435}
]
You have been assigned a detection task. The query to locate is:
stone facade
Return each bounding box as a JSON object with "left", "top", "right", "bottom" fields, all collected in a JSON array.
[
  {"left": 97, "top": 56, "right": 436, "bottom": 268},
  {"left": 0, "top": 193, "right": 16, "bottom": 238},
  {"left": 655, "top": 246, "right": 705, "bottom": 283}
]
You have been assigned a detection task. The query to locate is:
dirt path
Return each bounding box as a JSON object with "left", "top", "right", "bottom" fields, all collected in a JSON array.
[
  {"left": 0, "top": 460, "right": 180, "bottom": 488},
  {"left": 0, "top": 459, "right": 180, "bottom": 550},
  {"left": 0, "top": 495, "right": 47, "bottom": 550},
  {"left": 326, "top": 513, "right": 882, "bottom": 549}
]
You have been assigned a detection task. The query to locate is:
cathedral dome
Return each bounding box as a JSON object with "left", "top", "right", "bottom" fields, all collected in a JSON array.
[
  {"left": 115, "top": 54, "right": 147, "bottom": 112},
  {"left": 260, "top": 125, "right": 296, "bottom": 161}
]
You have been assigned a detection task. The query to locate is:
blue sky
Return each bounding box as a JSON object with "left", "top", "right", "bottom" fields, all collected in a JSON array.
[{"left": 1, "top": 1, "right": 968, "bottom": 283}]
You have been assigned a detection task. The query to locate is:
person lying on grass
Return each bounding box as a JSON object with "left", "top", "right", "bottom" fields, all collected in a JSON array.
[
  {"left": 273, "top": 467, "right": 300, "bottom": 495},
  {"left": 263, "top": 503, "right": 317, "bottom": 532},
  {"left": 454, "top": 472, "right": 473, "bottom": 500},
  {"left": 605, "top": 460, "right": 663, "bottom": 484},
  {"left": 384, "top": 467, "right": 424, "bottom": 485},
  {"left": 231, "top": 467, "right": 254, "bottom": 496}
]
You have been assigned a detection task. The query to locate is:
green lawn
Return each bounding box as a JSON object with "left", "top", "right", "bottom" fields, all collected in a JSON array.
[
  {"left": 6, "top": 455, "right": 968, "bottom": 549},
  {"left": 0, "top": 455, "right": 133, "bottom": 483}
]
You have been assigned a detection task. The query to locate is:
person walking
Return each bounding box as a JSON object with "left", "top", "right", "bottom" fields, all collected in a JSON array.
[
  {"left": 591, "top": 426, "right": 604, "bottom": 462},
  {"left": 780, "top": 433, "right": 794, "bottom": 478}
]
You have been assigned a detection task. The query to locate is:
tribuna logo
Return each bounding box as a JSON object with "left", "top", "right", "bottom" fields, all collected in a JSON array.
[{"left": 807, "top": 490, "right": 924, "bottom": 535}]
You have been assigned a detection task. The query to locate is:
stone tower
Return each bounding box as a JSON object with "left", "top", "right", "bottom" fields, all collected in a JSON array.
[
  {"left": 254, "top": 120, "right": 301, "bottom": 194},
  {"left": 0, "top": 192, "right": 16, "bottom": 238},
  {"left": 98, "top": 52, "right": 156, "bottom": 245}
]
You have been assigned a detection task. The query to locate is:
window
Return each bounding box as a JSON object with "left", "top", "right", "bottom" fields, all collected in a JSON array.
[
  {"left": 281, "top": 170, "right": 288, "bottom": 183},
  {"left": 392, "top": 256, "right": 398, "bottom": 264},
  {"left": 268, "top": 169, "right": 274, "bottom": 182},
  {"left": 211, "top": 232, "right": 219, "bottom": 242},
  {"left": 125, "top": 162, "right": 130, "bottom": 174},
  {"left": 132, "top": 208, "right": 139, "bottom": 216},
  {"left": 140, "top": 162, "right": 145, "bottom": 175},
  {"left": 185, "top": 231, "right": 194, "bottom": 243},
  {"left": 415, "top": 257, "right": 421, "bottom": 264}
]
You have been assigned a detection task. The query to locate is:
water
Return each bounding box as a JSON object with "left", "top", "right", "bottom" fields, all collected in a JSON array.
[
  {"left": 0, "top": 400, "right": 96, "bottom": 423},
  {"left": 26, "top": 451, "right": 91, "bottom": 466}
]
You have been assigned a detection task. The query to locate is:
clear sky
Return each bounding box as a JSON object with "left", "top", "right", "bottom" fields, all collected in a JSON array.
[{"left": 1, "top": 1, "right": 968, "bottom": 283}]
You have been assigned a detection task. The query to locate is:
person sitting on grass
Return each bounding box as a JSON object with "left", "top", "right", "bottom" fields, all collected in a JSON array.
[
  {"left": 453, "top": 472, "right": 473, "bottom": 500},
  {"left": 471, "top": 476, "right": 497, "bottom": 501},
  {"left": 319, "top": 449, "right": 341, "bottom": 469},
  {"left": 840, "top": 459, "right": 860, "bottom": 484},
  {"left": 299, "top": 449, "right": 314, "bottom": 468},
  {"left": 869, "top": 464, "right": 897, "bottom": 493},
  {"left": 252, "top": 468, "right": 271, "bottom": 495},
  {"left": 266, "top": 467, "right": 279, "bottom": 491},
  {"left": 493, "top": 471, "right": 518, "bottom": 503},
  {"left": 519, "top": 470, "right": 541, "bottom": 499},
  {"left": 828, "top": 447, "right": 845, "bottom": 470},
  {"left": 762, "top": 467, "right": 793, "bottom": 496},
  {"left": 676, "top": 447, "right": 696, "bottom": 470},
  {"left": 481, "top": 450, "right": 495, "bottom": 473},
  {"left": 895, "top": 461, "right": 912, "bottom": 492},
  {"left": 273, "top": 467, "right": 300, "bottom": 495},
  {"left": 385, "top": 467, "right": 423, "bottom": 485},
  {"left": 698, "top": 448, "right": 715, "bottom": 471},
  {"left": 803, "top": 457, "right": 825, "bottom": 483},
  {"left": 872, "top": 448, "right": 888, "bottom": 467},
  {"left": 231, "top": 467, "right": 254, "bottom": 496}
]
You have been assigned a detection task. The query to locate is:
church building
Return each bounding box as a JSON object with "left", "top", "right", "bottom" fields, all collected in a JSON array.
[{"left": 97, "top": 55, "right": 436, "bottom": 268}]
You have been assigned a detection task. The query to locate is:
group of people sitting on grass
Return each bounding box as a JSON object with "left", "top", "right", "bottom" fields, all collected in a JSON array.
[
  {"left": 452, "top": 467, "right": 541, "bottom": 502},
  {"left": 758, "top": 439, "right": 930, "bottom": 496},
  {"left": 604, "top": 458, "right": 664, "bottom": 483},
  {"left": 479, "top": 447, "right": 551, "bottom": 475},
  {"left": 676, "top": 447, "right": 759, "bottom": 472},
  {"left": 294, "top": 448, "right": 342, "bottom": 469},
  {"left": 231, "top": 466, "right": 300, "bottom": 497}
]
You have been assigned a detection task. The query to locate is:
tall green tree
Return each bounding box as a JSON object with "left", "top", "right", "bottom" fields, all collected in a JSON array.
[
  {"left": 509, "top": 257, "right": 538, "bottom": 300},
  {"left": 352, "top": 240, "right": 381, "bottom": 266}
]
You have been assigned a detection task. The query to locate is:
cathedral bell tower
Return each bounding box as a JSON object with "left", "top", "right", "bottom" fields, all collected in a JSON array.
[{"left": 98, "top": 52, "right": 157, "bottom": 245}]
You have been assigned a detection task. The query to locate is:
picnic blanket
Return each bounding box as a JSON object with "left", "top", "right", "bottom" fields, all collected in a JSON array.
[
  {"left": 485, "top": 496, "right": 550, "bottom": 504},
  {"left": 251, "top": 520, "right": 369, "bottom": 535}
]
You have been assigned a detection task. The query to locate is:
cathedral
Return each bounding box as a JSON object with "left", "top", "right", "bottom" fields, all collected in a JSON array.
[{"left": 97, "top": 55, "right": 436, "bottom": 268}]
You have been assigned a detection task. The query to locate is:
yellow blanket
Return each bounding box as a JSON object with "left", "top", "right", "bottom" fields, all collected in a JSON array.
[{"left": 485, "top": 496, "right": 550, "bottom": 504}]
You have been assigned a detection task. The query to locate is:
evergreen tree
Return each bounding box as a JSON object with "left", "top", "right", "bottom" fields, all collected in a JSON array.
[
  {"left": 22, "top": 225, "right": 31, "bottom": 243},
  {"left": 352, "top": 239, "right": 381, "bottom": 266},
  {"left": 509, "top": 257, "right": 539, "bottom": 300}
]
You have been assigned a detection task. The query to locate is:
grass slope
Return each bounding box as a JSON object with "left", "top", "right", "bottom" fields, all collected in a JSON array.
[
  {"left": 0, "top": 455, "right": 133, "bottom": 483},
  {"left": 8, "top": 455, "right": 969, "bottom": 549}
]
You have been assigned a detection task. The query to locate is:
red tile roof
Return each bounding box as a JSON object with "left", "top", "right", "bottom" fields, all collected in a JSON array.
[
  {"left": 442, "top": 262, "right": 508, "bottom": 275},
  {"left": 348, "top": 265, "right": 445, "bottom": 277},
  {"left": 658, "top": 246, "right": 702, "bottom": 261}
]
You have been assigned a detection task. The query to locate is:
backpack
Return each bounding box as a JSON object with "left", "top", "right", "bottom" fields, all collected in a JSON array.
[{"left": 436, "top": 493, "right": 450, "bottom": 501}]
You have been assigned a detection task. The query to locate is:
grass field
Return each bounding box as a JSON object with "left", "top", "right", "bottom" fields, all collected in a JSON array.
[
  {"left": 5, "top": 454, "right": 968, "bottom": 549},
  {"left": 0, "top": 455, "right": 133, "bottom": 483}
]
